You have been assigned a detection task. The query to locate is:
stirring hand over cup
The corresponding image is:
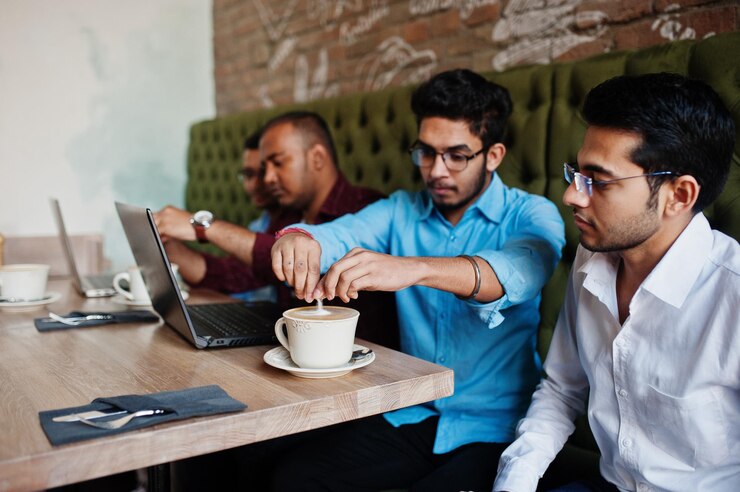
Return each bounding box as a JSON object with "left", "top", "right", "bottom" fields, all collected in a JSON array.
[{"left": 271, "top": 232, "right": 323, "bottom": 302}]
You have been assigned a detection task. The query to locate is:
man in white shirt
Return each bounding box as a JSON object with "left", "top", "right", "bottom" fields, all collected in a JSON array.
[{"left": 494, "top": 72, "right": 739, "bottom": 492}]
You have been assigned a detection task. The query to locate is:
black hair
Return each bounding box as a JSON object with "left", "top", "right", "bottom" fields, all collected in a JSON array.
[
  {"left": 243, "top": 129, "right": 261, "bottom": 150},
  {"left": 583, "top": 72, "right": 735, "bottom": 212},
  {"left": 261, "top": 111, "right": 339, "bottom": 166},
  {"left": 410, "top": 68, "right": 513, "bottom": 149}
]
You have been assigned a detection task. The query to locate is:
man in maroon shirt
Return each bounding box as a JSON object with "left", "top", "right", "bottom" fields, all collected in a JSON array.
[{"left": 155, "top": 111, "right": 397, "bottom": 346}]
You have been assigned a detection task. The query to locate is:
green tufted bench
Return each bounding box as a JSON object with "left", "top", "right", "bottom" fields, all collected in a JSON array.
[{"left": 184, "top": 31, "right": 739, "bottom": 476}]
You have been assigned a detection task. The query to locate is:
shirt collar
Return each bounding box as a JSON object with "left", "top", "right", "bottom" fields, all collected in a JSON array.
[
  {"left": 641, "top": 213, "right": 713, "bottom": 308},
  {"left": 578, "top": 249, "right": 620, "bottom": 308},
  {"left": 578, "top": 213, "right": 713, "bottom": 309},
  {"left": 318, "top": 173, "right": 352, "bottom": 219},
  {"left": 416, "top": 172, "right": 506, "bottom": 224}
]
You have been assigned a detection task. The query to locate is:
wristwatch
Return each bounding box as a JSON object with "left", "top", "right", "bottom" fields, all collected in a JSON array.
[{"left": 190, "top": 210, "right": 214, "bottom": 243}]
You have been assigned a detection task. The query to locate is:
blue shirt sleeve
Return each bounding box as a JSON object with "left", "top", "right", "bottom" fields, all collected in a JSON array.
[
  {"left": 469, "top": 195, "right": 565, "bottom": 327},
  {"left": 294, "top": 194, "right": 399, "bottom": 271}
]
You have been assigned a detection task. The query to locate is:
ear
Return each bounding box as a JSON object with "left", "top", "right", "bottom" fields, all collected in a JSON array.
[
  {"left": 307, "top": 144, "right": 329, "bottom": 171},
  {"left": 663, "top": 175, "right": 700, "bottom": 217},
  {"left": 485, "top": 143, "right": 506, "bottom": 173}
]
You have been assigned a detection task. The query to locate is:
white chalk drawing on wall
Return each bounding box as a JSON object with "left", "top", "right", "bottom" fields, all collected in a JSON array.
[
  {"left": 254, "top": 0, "right": 299, "bottom": 41},
  {"left": 491, "top": 0, "right": 608, "bottom": 72},
  {"left": 340, "top": 0, "right": 390, "bottom": 46},
  {"left": 269, "top": 37, "right": 298, "bottom": 73},
  {"left": 260, "top": 36, "right": 298, "bottom": 109},
  {"left": 356, "top": 36, "right": 438, "bottom": 92},
  {"left": 409, "top": 0, "right": 499, "bottom": 21},
  {"left": 652, "top": 4, "right": 714, "bottom": 41},
  {"left": 259, "top": 85, "right": 274, "bottom": 108},
  {"left": 294, "top": 49, "right": 341, "bottom": 103},
  {"left": 308, "top": 0, "right": 364, "bottom": 29}
]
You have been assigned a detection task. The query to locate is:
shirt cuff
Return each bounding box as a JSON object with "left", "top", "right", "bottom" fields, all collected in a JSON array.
[{"left": 493, "top": 458, "right": 541, "bottom": 492}]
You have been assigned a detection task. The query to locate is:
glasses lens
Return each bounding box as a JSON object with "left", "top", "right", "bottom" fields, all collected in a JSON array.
[
  {"left": 444, "top": 152, "right": 470, "bottom": 171},
  {"left": 563, "top": 164, "right": 572, "bottom": 183},
  {"left": 410, "top": 148, "right": 433, "bottom": 167}
]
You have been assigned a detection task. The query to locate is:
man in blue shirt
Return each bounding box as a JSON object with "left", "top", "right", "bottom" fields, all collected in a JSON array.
[{"left": 270, "top": 69, "right": 565, "bottom": 491}]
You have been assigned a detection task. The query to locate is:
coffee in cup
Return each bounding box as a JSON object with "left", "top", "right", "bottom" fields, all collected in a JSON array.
[
  {"left": 113, "top": 266, "right": 151, "bottom": 304},
  {"left": 274, "top": 306, "right": 359, "bottom": 369},
  {"left": 0, "top": 264, "right": 50, "bottom": 301}
]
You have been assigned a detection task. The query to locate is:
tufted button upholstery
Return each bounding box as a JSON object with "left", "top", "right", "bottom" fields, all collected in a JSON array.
[{"left": 186, "top": 33, "right": 739, "bottom": 452}]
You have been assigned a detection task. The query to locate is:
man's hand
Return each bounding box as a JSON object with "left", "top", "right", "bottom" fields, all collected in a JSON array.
[
  {"left": 317, "top": 248, "right": 421, "bottom": 303},
  {"left": 271, "top": 233, "right": 323, "bottom": 302},
  {"left": 154, "top": 206, "right": 195, "bottom": 242}
]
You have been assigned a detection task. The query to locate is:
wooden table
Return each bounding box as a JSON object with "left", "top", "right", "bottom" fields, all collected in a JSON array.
[{"left": 0, "top": 280, "right": 454, "bottom": 492}]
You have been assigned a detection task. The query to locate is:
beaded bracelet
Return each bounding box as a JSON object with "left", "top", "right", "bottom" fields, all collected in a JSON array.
[
  {"left": 455, "top": 255, "right": 482, "bottom": 301},
  {"left": 274, "top": 227, "right": 314, "bottom": 240}
]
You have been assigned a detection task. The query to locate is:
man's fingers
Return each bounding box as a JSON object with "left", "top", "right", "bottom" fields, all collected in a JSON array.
[
  {"left": 305, "top": 248, "right": 321, "bottom": 303},
  {"left": 282, "top": 253, "right": 295, "bottom": 290},
  {"left": 271, "top": 250, "right": 286, "bottom": 282},
  {"left": 293, "top": 249, "right": 309, "bottom": 300}
]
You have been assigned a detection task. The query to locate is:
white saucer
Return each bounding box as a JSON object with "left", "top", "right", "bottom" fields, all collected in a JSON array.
[
  {"left": 0, "top": 292, "right": 62, "bottom": 312},
  {"left": 263, "top": 344, "right": 375, "bottom": 379},
  {"left": 111, "top": 295, "right": 151, "bottom": 307}
]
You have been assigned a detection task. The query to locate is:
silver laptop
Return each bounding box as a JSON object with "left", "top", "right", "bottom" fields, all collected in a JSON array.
[
  {"left": 50, "top": 198, "right": 116, "bottom": 297},
  {"left": 115, "top": 201, "right": 281, "bottom": 349}
]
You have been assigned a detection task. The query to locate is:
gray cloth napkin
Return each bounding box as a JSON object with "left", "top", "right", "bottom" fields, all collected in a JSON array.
[
  {"left": 39, "top": 385, "right": 247, "bottom": 445},
  {"left": 34, "top": 310, "right": 160, "bottom": 331}
]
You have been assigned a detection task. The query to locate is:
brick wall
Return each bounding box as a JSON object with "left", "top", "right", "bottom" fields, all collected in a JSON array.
[{"left": 213, "top": 0, "right": 738, "bottom": 115}]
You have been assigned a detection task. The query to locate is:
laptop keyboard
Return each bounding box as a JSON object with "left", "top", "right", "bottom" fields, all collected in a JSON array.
[
  {"left": 187, "top": 302, "right": 278, "bottom": 338},
  {"left": 87, "top": 274, "right": 114, "bottom": 289}
]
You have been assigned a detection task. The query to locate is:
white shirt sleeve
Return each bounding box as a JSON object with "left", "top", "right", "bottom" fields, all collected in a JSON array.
[{"left": 493, "top": 255, "right": 591, "bottom": 492}]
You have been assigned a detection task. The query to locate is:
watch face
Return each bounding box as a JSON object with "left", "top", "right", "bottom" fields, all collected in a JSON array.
[{"left": 193, "top": 210, "right": 213, "bottom": 225}]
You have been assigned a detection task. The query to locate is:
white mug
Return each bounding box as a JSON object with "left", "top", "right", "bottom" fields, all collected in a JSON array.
[
  {"left": 113, "top": 266, "right": 151, "bottom": 303},
  {"left": 274, "top": 306, "right": 359, "bottom": 369},
  {"left": 0, "top": 264, "right": 50, "bottom": 301}
]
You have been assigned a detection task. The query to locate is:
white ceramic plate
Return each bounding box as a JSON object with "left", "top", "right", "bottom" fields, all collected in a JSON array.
[
  {"left": 263, "top": 344, "right": 375, "bottom": 379},
  {"left": 0, "top": 292, "right": 62, "bottom": 312},
  {"left": 111, "top": 295, "right": 151, "bottom": 307}
]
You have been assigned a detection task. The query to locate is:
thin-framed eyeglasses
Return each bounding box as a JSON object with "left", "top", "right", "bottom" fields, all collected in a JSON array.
[
  {"left": 408, "top": 142, "right": 485, "bottom": 172},
  {"left": 563, "top": 163, "right": 678, "bottom": 196},
  {"left": 237, "top": 169, "right": 260, "bottom": 182}
]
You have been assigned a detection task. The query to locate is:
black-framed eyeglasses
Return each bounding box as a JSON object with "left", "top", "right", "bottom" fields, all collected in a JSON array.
[
  {"left": 408, "top": 142, "right": 485, "bottom": 172},
  {"left": 563, "top": 163, "right": 678, "bottom": 196}
]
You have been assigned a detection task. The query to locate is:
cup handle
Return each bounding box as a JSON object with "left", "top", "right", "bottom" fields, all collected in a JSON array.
[
  {"left": 274, "top": 317, "right": 290, "bottom": 351},
  {"left": 113, "top": 272, "right": 134, "bottom": 301}
]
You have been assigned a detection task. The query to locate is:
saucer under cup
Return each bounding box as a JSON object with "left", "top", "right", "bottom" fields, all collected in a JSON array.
[{"left": 274, "top": 306, "right": 359, "bottom": 369}]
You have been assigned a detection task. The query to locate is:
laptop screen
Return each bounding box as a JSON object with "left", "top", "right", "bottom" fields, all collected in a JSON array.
[
  {"left": 49, "top": 198, "right": 85, "bottom": 292},
  {"left": 115, "top": 201, "right": 206, "bottom": 348}
]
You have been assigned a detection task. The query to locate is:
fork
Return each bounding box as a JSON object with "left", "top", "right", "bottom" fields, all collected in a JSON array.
[
  {"left": 77, "top": 409, "right": 166, "bottom": 429},
  {"left": 48, "top": 312, "right": 114, "bottom": 326}
]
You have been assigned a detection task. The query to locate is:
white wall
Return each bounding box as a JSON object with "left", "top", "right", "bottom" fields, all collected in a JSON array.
[{"left": 0, "top": 0, "right": 214, "bottom": 271}]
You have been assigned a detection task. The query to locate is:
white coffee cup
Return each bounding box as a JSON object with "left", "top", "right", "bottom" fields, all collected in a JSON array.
[
  {"left": 113, "top": 266, "right": 151, "bottom": 304},
  {"left": 274, "top": 306, "right": 359, "bottom": 369},
  {"left": 0, "top": 264, "right": 50, "bottom": 301}
]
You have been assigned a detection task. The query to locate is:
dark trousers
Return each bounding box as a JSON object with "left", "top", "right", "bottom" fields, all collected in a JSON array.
[{"left": 270, "top": 414, "right": 510, "bottom": 492}]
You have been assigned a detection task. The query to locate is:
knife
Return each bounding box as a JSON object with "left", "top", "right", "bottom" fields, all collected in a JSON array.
[{"left": 52, "top": 409, "right": 127, "bottom": 423}]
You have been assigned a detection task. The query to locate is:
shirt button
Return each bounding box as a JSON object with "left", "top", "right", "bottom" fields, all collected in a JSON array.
[
  {"left": 438, "top": 357, "right": 446, "bottom": 363},
  {"left": 616, "top": 338, "right": 625, "bottom": 347},
  {"left": 450, "top": 235, "right": 456, "bottom": 241},
  {"left": 638, "top": 484, "right": 650, "bottom": 491},
  {"left": 622, "top": 438, "right": 632, "bottom": 448},
  {"left": 618, "top": 389, "right": 627, "bottom": 398}
]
